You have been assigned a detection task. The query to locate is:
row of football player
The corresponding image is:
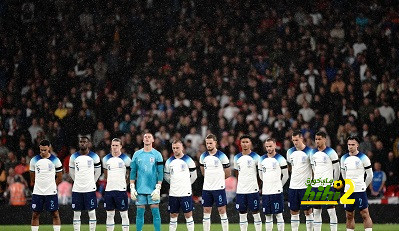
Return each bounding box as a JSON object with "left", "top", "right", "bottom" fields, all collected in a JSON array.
[{"left": 28, "top": 131, "right": 373, "bottom": 231}]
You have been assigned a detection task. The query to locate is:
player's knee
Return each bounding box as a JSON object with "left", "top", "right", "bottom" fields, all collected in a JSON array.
[
  {"left": 360, "top": 209, "right": 370, "bottom": 219},
  {"left": 52, "top": 211, "right": 60, "bottom": 219},
  {"left": 346, "top": 212, "right": 354, "bottom": 220},
  {"left": 217, "top": 206, "right": 226, "bottom": 214},
  {"left": 32, "top": 212, "right": 40, "bottom": 220}
]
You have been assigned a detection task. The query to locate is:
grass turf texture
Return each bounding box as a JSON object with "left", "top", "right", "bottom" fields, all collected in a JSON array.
[{"left": 1, "top": 224, "right": 398, "bottom": 230}]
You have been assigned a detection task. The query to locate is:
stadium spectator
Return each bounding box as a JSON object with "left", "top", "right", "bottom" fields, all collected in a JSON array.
[{"left": 369, "top": 162, "right": 386, "bottom": 198}]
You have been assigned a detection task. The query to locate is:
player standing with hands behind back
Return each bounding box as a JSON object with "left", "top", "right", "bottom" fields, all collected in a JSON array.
[
  {"left": 102, "top": 138, "right": 131, "bottom": 231},
  {"left": 200, "top": 134, "right": 231, "bottom": 231},
  {"left": 130, "top": 133, "right": 164, "bottom": 231},
  {"left": 310, "top": 131, "right": 340, "bottom": 231},
  {"left": 341, "top": 136, "right": 373, "bottom": 231},
  {"left": 286, "top": 130, "right": 314, "bottom": 231},
  {"left": 69, "top": 136, "right": 101, "bottom": 231},
  {"left": 30, "top": 139, "right": 63, "bottom": 231},
  {"left": 259, "top": 138, "right": 289, "bottom": 231},
  {"left": 233, "top": 135, "right": 262, "bottom": 231},
  {"left": 164, "top": 139, "right": 197, "bottom": 231}
]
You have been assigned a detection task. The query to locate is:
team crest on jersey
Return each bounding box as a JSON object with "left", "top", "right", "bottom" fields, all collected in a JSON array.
[
  {"left": 323, "top": 156, "right": 328, "bottom": 163},
  {"left": 356, "top": 160, "right": 361, "bottom": 167},
  {"left": 302, "top": 156, "right": 307, "bottom": 163},
  {"left": 119, "top": 162, "right": 123, "bottom": 168},
  {"left": 150, "top": 157, "right": 155, "bottom": 163},
  {"left": 48, "top": 163, "right": 53, "bottom": 170},
  {"left": 32, "top": 204, "right": 36, "bottom": 209},
  {"left": 87, "top": 159, "right": 92, "bottom": 167},
  {"left": 214, "top": 159, "right": 219, "bottom": 167},
  {"left": 247, "top": 160, "right": 252, "bottom": 168},
  {"left": 272, "top": 162, "right": 277, "bottom": 169}
]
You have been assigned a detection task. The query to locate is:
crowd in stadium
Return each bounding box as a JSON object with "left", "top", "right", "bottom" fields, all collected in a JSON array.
[{"left": 1, "top": 0, "right": 399, "bottom": 206}]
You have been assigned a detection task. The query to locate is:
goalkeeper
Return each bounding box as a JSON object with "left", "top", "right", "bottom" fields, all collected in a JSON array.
[{"left": 130, "top": 133, "right": 164, "bottom": 231}]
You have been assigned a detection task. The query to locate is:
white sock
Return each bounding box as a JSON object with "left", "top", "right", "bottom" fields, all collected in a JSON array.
[
  {"left": 220, "top": 213, "right": 229, "bottom": 231},
  {"left": 265, "top": 215, "right": 273, "bottom": 231},
  {"left": 31, "top": 226, "right": 39, "bottom": 231},
  {"left": 253, "top": 213, "right": 262, "bottom": 231},
  {"left": 306, "top": 213, "right": 314, "bottom": 231},
  {"left": 291, "top": 214, "right": 300, "bottom": 231},
  {"left": 276, "top": 213, "right": 284, "bottom": 231},
  {"left": 365, "top": 229, "right": 372, "bottom": 231},
  {"left": 88, "top": 209, "right": 96, "bottom": 231},
  {"left": 239, "top": 213, "right": 248, "bottom": 231},
  {"left": 73, "top": 211, "right": 81, "bottom": 231},
  {"left": 169, "top": 217, "right": 178, "bottom": 231},
  {"left": 327, "top": 208, "right": 338, "bottom": 231},
  {"left": 186, "top": 216, "right": 194, "bottom": 231},
  {"left": 120, "top": 210, "right": 129, "bottom": 231},
  {"left": 203, "top": 213, "right": 211, "bottom": 231},
  {"left": 53, "top": 225, "right": 61, "bottom": 231},
  {"left": 347, "top": 229, "right": 354, "bottom": 231},
  {"left": 106, "top": 210, "right": 115, "bottom": 231},
  {"left": 313, "top": 208, "right": 322, "bottom": 231}
]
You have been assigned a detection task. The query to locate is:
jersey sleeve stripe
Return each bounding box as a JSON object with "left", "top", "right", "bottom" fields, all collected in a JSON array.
[
  {"left": 280, "top": 165, "right": 288, "bottom": 169},
  {"left": 55, "top": 166, "right": 63, "bottom": 171},
  {"left": 332, "top": 160, "right": 339, "bottom": 164},
  {"left": 189, "top": 167, "right": 196, "bottom": 172},
  {"left": 94, "top": 162, "right": 101, "bottom": 166},
  {"left": 222, "top": 163, "right": 230, "bottom": 168},
  {"left": 364, "top": 165, "right": 372, "bottom": 169}
]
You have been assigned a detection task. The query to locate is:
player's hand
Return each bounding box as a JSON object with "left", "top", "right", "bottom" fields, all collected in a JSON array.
[
  {"left": 151, "top": 184, "right": 161, "bottom": 201},
  {"left": 130, "top": 183, "right": 138, "bottom": 200}
]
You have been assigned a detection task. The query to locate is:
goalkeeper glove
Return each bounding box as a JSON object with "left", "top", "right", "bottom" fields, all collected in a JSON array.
[
  {"left": 130, "top": 183, "right": 138, "bottom": 200},
  {"left": 151, "top": 184, "right": 162, "bottom": 201}
]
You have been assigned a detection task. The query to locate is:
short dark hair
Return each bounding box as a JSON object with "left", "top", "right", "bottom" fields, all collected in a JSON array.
[
  {"left": 240, "top": 134, "right": 251, "bottom": 140},
  {"left": 265, "top": 138, "right": 276, "bottom": 143},
  {"left": 39, "top": 139, "right": 51, "bottom": 147},
  {"left": 292, "top": 130, "right": 303, "bottom": 137},
  {"left": 80, "top": 136, "right": 91, "bottom": 142},
  {"left": 347, "top": 136, "right": 360, "bottom": 144},
  {"left": 205, "top": 134, "right": 217, "bottom": 141},
  {"left": 315, "top": 131, "right": 327, "bottom": 138},
  {"left": 112, "top": 138, "right": 122, "bottom": 145}
]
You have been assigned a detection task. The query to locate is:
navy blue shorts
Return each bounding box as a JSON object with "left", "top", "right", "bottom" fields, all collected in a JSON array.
[
  {"left": 262, "top": 193, "right": 284, "bottom": 214},
  {"left": 168, "top": 196, "right": 193, "bottom": 213},
  {"left": 344, "top": 192, "right": 369, "bottom": 212},
  {"left": 288, "top": 188, "right": 311, "bottom": 211},
  {"left": 105, "top": 191, "right": 129, "bottom": 211},
  {"left": 202, "top": 189, "right": 227, "bottom": 207},
  {"left": 311, "top": 186, "right": 337, "bottom": 209},
  {"left": 235, "top": 193, "right": 260, "bottom": 212},
  {"left": 72, "top": 191, "right": 97, "bottom": 211},
  {"left": 31, "top": 194, "right": 58, "bottom": 212}
]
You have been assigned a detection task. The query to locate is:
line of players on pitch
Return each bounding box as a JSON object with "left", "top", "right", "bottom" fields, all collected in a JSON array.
[{"left": 29, "top": 130, "right": 373, "bottom": 231}]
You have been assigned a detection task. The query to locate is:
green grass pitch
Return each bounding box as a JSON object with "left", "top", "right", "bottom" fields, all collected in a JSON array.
[{"left": 1, "top": 224, "right": 398, "bottom": 230}]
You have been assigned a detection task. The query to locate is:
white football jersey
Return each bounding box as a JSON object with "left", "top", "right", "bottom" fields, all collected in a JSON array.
[
  {"left": 259, "top": 154, "right": 287, "bottom": 195},
  {"left": 199, "top": 150, "right": 230, "bottom": 191},
  {"left": 69, "top": 151, "right": 101, "bottom": 192},
  {"left": 233, "top": 152, "right": 260, "bottom": 194},
  {"left": 287, "top": 146, "right": 313, "bottom": 189},
  {"left": 310, "top": 147, "right": 339, "bottom": 187},
  {"left": 102, "top": 153, "right": 131, "bottom": 191},
  {"left": 30, "top": 154, "right": 62, "bottom": 195},
  {"left": 164, "top": 154, "right": 196, "bottom": 197},
  {"left": 341, "top": 152, "right": 371, "bottom": 192}
]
